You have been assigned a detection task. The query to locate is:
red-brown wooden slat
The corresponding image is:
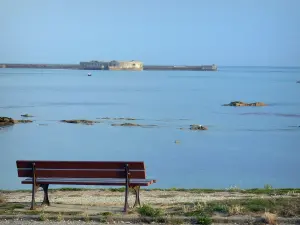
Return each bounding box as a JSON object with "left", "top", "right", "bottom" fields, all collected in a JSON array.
[
  {"left": 21, "top": 178, "right": 156, "bottom": 186},
  {"left": 17, "top": 169, "right": 146, "bottom": 179},
  {"left": 16, "top": 160, "right": 145, "bottom": 170}
]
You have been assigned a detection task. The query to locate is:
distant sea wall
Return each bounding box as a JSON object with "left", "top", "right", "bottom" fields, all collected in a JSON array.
[
  {"left": 0, "top": 64, "right": 80, "bottom": 69},
  {"left": 0, "top": 63, "right": 217, "bottom": 71},
  {"left": 144, "top": 65, "right": 217, "bottom": 71}
]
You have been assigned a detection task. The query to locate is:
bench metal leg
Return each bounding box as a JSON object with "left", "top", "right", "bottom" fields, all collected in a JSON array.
[
  {"left": 132, "top": 186, "right": 141, "bottom": 208},
  {"left": 123, "top": 164, "right": 129, "bottom": 213},
  {"left": 41, "top": 184, "right": 50, "bottom": 206},
  {"left": 30, "top": 184, "right": 40, "bottom": 210}
]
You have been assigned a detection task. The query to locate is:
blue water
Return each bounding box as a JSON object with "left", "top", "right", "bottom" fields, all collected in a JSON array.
[{"left": 1, "top": 67, "right": 300, "bottom": 190}]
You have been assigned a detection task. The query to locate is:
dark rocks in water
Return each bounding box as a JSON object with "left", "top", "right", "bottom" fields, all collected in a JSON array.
[
  {"left": 0, "top": 117, "right": 15, "bottom": 126},
  {"left": 111, "top": 123, "right": 157, "bottom": 128},
  {"left": 297, "top": 81, "right": 300, "bottom": 83},
  {"left": 0, "top": 117, "right": 33, "bottom": 126},
  {"left": 21, "top": 114, "right": 34, "bottom": 118},
  {"left": 100, "top": 117, "right": 136, "bottom": 120},
  {"left": 223, "top": 101, "right": 267, "bottom": 107},
  {"left": 60, "top": 120, "right": 99, "bottom": 125},
  {"left": 190, "top": 124, "right": 208, "bottom": 130},
  {"left": 111, "top": 123, "right": 141, "bottom": 127},
  {"left": 14, "top": 120, "right": 33, "bottom": 124}
]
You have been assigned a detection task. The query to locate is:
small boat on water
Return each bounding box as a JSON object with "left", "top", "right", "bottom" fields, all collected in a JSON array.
[{"left": 88, "top": 73, "right": 92, "bottom": 76}]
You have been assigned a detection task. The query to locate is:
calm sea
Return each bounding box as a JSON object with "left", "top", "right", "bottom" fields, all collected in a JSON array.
[{"left": 0, "top": 67, "right": 299, "bottom": 190}]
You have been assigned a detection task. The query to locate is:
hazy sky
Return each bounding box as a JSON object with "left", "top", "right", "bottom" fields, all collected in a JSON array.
[{"left": 0, "top": 0, "right": 299, "bottom": 66}]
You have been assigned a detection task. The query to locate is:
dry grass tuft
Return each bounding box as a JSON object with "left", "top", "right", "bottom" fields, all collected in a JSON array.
[
  {"left": 228, "top": 204, "right": 245, "bottom": 215},
  {"left": 262, "top": 212, "right": 277, "bottom": 225},
  {"left": 0, "top": 194, "right": 6, "bottom": 203}
]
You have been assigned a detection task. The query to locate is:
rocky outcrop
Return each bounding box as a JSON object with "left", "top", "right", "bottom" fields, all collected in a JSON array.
[
  {"left": 21, "top": 114, "right": 34, "bottom": 118},
  {"left": 223, "top": 101, "right": 267, "bottom": 106},
  {"left": 60, "top": 120, "right": 100, "bottom": 125},
  {"left": 111, "top": 123, "right": 157, "bottom": 128},
  {"left": 100, "top": 117, "right": 136, "bottom": 120},
  {"left": 0, "top": 117, "right": 33, "bottom": 126},
  {"left": 111, "top": 123, "right": 141, "bottom": 127},
  {"left": 190, "top": 124, "right": 208, "bottom": 130},
  {"left": 14, "top": 120, "right": 33, "bottom": 124},
  {"left": 0, "top": 117, "right": 15, "bottom": 126}
]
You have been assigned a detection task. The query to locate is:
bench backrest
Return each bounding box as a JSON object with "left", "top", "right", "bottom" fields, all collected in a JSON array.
[{"left": 16, "top": 160, "right": 146, "bottom": 179}]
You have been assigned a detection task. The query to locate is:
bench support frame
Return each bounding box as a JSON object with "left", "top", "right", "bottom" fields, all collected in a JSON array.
[
  {"left": 132, "top": 186, "right": 141, "bottom": 208},
  {"left": 28, "top": 162, "right": 141, "bottom": 212}
]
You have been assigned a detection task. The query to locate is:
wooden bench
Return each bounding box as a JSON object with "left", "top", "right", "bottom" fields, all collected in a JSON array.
[{"left": 16, "top": 160, "right": 156, "bottom": 212}]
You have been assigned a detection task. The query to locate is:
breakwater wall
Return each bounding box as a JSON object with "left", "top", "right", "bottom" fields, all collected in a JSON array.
[
  {"left": 0, "top": 63, "right": 217, "bottom": 71},
  {"left": 144, "top": 65, "right": 217, "bottom": 71},
  {"left": 0, "top": 64, "right": 81, "bottom": 69}
]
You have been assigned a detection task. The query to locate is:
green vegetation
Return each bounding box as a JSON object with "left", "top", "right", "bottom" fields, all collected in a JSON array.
[
  {"left": 108, "top": 187, "right": 126, "bottom": 192},
  {"left": 196, "top": 213, "right": 212, "bottom": 225},
  {"left": 39, "top": 210, "right": 47, "bottom": 221},
  {"left": 83, "top": 212, "right": 90, "bottom": 222},
  {"left": 21, "top": 114, "right": 34, "bottom": 118},
  {"left": 166, "top": 216, "right": 184, "bottom": 224},
  {"left": 211, "top": 204, "right": 229, "bottom": 213},
  {"left": 181, "top": 197, "right": 300, "bottom": 217},
  {"left": 264, "top": 184, "right": 273, "bottom": 190},
  {"left": 56, "top": 212, "right": 64, "bottom": 221},
  {"left": 2, "top": 187, "right": 300, "bottom": 195},
  {"left": 137, "top": 204, "right": 164, "bottom": 217},
  {"left": 0, "top": 202, "right": 26, "bottom": 215},
  {"left": 101, "top": 211, "right": 113, "bottom": 216}
]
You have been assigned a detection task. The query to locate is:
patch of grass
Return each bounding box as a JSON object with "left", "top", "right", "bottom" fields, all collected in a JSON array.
[
  {"left": 83, "top": 212, "right": 90, "bottom": 222},
  {"left": 108, "top": 187, "right": 126, "bottom": 192},
  {"left": 2, "top": 187, "right": 300, "bottom": 195},
  {"left": 210, "top": 204, "right": 229, "bottom": 213},
  {"left": 137, "top": 204, "right": 164, "bottom": 217},
  {"left": 39, "top": 211, "right": 47, "bottom": 221},
  {"left": 0, "top": 189, "right": 31, "bottom": 193},
  {"left": 264, "top": 184, "right": 273, "bottom": 190},
  {"left": 0, "top": 203, "right": 26, "bottom": 211},
  {"left": 226, "top": 185, "right": 243, "bottom": 192},
  {"left": 56, "top": 188, "right": 88, "bottom": 191},
  {"left": 99, "top": 217, "right": 107, "bottom": 223},
  {"left": 23, "top": 210, "right": 40, "bottom": 215},
  {"left": 0, "top": 195, "right": 5, "bottom": 203},
  {"left": 184, "top": 202, "right": 208, "bottom": 216},
  {"left": 189, "top": 189, "right": 224, "bottom": 193},
  {"left": 166, "top": 216, "right": 184, "bottom": 224},
  {"left": 196, "top": 213, "right": 212, "bottom": 225},
  {"left": 181, "top": 197, "right": 300, "bottom": 217},
  {"left": 244, "top": 199, "right": 275, "bottom": 212},
  {"left": 68, "top": 194, "right": 81, "bottom": 197},
  {"left": 56, "top": 212, "right": 64, "bottom": 221},
  {"left": 228, "top": 205, "right": 245, "bottom": 215},
  {"left": 157, "top": 194, "right": 176, "bottom": 198},
  {"left": 102, "top": 211, "right": 113, "bottom": 216}
]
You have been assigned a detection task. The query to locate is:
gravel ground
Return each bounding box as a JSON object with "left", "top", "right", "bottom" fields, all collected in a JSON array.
[{"left": 2, "top": 190, "right": 276, "bottom": 207}]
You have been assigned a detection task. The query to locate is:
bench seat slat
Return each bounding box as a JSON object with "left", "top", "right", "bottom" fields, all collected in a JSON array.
[
  {"left": 21, "top": 178, "right": 156, "bottom": 186},
  {"left": 18, "top": 169, "right": 146, "bottom": 179}
]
